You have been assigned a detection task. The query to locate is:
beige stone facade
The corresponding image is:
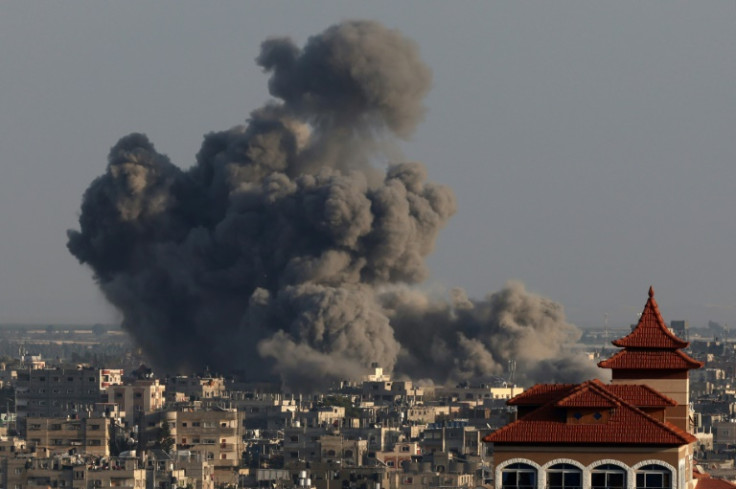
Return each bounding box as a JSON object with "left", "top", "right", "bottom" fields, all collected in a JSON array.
[
  {"left": 171, "top": 406, "right": 243, "bottom": 482},
  {"left": 107, "top": 380, "right": 165, "bottom": 426},
  {"left": 26, "top": 416, "right": 111, "bottom": 457}
]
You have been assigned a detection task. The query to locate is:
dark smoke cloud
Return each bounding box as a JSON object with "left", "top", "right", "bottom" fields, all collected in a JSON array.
[{"left": 68, "top": 20, "right": 597, "bottom": 391}]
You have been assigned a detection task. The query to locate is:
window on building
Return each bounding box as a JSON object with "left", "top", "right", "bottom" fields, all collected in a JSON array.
[
  {"left": 548, "top": 463, "right": 582, "bottom": 489},
  {"left": 636, "top": 464, "right": 671, "bottom": 489},
  {"left": 592, "top": 464, "right": 627, "bottom": 489},
  {"left": 502, "top": 463, "right": 537, "bottom": 489}
]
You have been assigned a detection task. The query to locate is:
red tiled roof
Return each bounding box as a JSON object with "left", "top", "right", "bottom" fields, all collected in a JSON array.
[
  {"left": 507, "top": 384, "right": 576, "bottom": 406},
  {"left": 508, "top": 381, "right": 677, "bottom": 408},
  {"left": 484, "top": 380, "right": 696, "bottom": 446},
  {"left": 605, "top": 384, "right": 677, "bottom": 407},
  {"left": 612, "top": 287, "right": 689, "bottom": 349},
  {"left": 696, "top": 478, "right": 736, "bottom": 489},
  {"left": 555, "top": 380, "right": 617, "bottom": 408},
  {"left": 598, "top": 349, "right": 703, "bottom": 370}
]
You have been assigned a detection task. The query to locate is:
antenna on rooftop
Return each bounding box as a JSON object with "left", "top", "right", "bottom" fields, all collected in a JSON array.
[
  {"left": 599, "top": 313, "right": 609, "bottom": 358},
  {"left": 506, "top": 360, "right": 516, "bottom": 385}
]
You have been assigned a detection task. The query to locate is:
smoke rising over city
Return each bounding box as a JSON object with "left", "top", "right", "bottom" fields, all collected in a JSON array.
[{"left": 68, "top": 21, "right": 598, "bottom": 391}]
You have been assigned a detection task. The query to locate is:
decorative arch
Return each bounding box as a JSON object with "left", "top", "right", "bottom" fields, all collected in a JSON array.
[
  {"left": 588, "top": 459, "right": 631, "bottom": 471},
  {"left": 496, "top": 458, "right": 543, "bottom": 489},
  {"left": 632, "top": 459, "right": 677, "bottom": 489},
  {"left": 631, "top": 460, "right": 676, "bottom": 473},
  {"left": 543, "top": 458, "right": 586, "bottom": 471},
  {"left": 587, "top": 459, "right": 631, "bottom": 489},
  {"left": 542, "top": 458, "right": 585, "bottom": 489}
]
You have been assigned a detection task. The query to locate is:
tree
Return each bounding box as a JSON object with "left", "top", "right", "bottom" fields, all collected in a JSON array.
[{"left": 156, "top": 420, "right": 175, "bottom": 453}]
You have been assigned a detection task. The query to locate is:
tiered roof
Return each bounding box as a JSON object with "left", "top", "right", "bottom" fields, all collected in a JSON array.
[
  {"left": 598, "top": 286, "right": 703, "bottom": 371},
  {"left": 612, "top": 286, "right": 688, "bottom": 349},
  {"left": 509, "top": 381, "right": 676, "bottom": 409},
  {"left": 483, "top": 379, "right": 695, "bottom": 446}
]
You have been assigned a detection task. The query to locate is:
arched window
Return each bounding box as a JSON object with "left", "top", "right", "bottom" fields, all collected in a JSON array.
[
  {"left": 547, "top": 463, "right": 582, "bottom": 489},
  {"left": 591, "top": 464, "right": 626, "bottom": 489},
  {"left": 636, "top": 464, "right": 672, "bottom": 489},
  {"left": 502, "top": 463, "right": 537, "bottom": 489}
]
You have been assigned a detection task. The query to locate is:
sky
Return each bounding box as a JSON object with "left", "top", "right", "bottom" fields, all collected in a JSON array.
[{"left": 0, "top": 2, "right": 735, "bottom": 330}]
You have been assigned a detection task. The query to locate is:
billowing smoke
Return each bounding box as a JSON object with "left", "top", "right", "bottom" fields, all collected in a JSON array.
[
  {"left": 383, "top": 282, "right": 600, "bottom": 385},
  {"left": 68, "top": 20, "right": 597, "bottom": 391}
]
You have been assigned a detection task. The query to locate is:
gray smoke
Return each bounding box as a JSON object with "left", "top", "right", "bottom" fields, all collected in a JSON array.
[
  {"left": 68, "top": 21, "right": 597, "bottom": 391},
  {"left": 382, "top": 282, "right": 600, "bottom": 385}
]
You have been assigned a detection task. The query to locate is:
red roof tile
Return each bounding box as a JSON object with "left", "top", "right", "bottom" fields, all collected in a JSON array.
[
  {"left": 484, "top": 380, "right": 696, "bottom": 446},
  {"left": 612, "top": 287, "right": 689, "bottom": 349},
  {"left": 507, "top": 384, "right": 576, "bottom": 406},
  {"left": 598, "top": 349, "right": 703, "bottom": 370},
  {"left": 555, "top": 380, "right": 618, "bottom": 408},
  {"left": 605, "top": 384, "right": 677, "bottom": 407},
  {"left": 696, "top": 478, "right": 736, "bottom": 489}
]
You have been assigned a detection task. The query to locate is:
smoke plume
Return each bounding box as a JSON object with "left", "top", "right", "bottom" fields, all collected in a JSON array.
[{"left": 68, "top": 20, "right": 597, "bottom": 391}]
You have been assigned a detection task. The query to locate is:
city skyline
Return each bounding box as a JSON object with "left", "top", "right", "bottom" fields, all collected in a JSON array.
[{"left": 1, "top": 2, "right": 735, "bottom": 332}]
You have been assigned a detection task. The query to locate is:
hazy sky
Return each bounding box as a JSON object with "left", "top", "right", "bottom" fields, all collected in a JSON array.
[{"left": 1, "top": 2, "right": 734, "bottom": 329}]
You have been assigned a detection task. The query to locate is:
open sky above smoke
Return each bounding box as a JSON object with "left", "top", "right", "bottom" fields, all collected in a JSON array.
[{"left": 67, "top": 21, "right": 599, "bottom": 390}]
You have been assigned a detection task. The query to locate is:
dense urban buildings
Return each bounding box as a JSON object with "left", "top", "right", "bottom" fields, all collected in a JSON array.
[{"left": 1, "top": 289, "right": 736, "bottom": 488}]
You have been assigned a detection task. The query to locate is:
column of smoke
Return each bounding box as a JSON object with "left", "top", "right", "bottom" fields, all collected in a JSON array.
[{"left": 68, "top": 21, "right": 598, "bottom": 391}]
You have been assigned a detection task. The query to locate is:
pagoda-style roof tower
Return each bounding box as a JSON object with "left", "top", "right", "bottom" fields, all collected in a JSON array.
[
  {"left": 598, "top": 286, "right": 702, "bottom": 432},
  {"left": 599, "top": 286, "right": 702, "bottom": 372}
]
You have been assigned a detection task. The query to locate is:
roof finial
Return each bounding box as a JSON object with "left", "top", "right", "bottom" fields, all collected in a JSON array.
[{"left": 649, "top": 286, "right": 654, "bottom": 298}]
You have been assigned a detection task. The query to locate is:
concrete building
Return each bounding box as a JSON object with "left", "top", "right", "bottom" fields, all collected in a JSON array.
[
  {"left": 171, "top": 406, "right": 242, "bottom": 482},
  {"left": 0, "top": 455, "right": 146, "bottom": 489},
  {"left": 26, "top": 416, "right": 111, "bottom": 456},
  {"left": 406, "top": 405, "right": 451, "bottom": 424},
  {"left": 99, "top": 369, "right": 124, "bottom": 390},
  {"left": 421, "top": 421, "right": 483, "bottom": 457},
  {"left": 361, "top": 381, "right": 423, "bottom": 406},
  {"left": 375, "top": 441, "right": 421, "bottom": 470},
  {"left": 108, "top": 379, "right": 166, "bottom": 426},
  {"left": 434, "top": 384, "right": 525, "bottom": 406},
  {"left": 15, "top": 367, "right": 112, "bottom": 434},
  {"left": 165, "top": 376, "right": 225, "bottom": 402},
  {"left": 319, "top": 435, "right": 368, "bottom": 466}
]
